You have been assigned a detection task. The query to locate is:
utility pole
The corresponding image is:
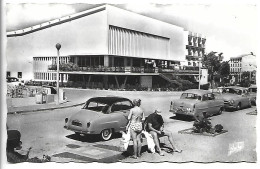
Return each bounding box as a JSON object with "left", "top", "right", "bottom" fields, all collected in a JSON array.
[{"left": 56, "top": 43, "right": 61, "bottom": 105}]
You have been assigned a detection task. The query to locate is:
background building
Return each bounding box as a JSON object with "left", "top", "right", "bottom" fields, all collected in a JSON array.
[
  {"left": 7, "top": 4, "right": 208, "bottom": 88},
  {"left": 229, "top": 53, "right": 256, "bottom": 83}
]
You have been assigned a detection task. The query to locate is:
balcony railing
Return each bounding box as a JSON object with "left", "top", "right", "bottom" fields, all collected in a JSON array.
[{"left": 48, "top": 65, "right": 199, "bottom": 74}]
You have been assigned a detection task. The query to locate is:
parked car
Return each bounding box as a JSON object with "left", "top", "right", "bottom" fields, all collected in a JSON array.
[
  {"left": 6, "top": 77, "right": 24, "bottom": 87},
  {"left": 170, "top": 89, "right": 224, "bottom": 118},
  {"left": 64, "top": 96, "right": 134, "bottom": 141},
  {"left": 216, "top": 86, "right": 252, "bottom": 111},
  {"left": 248, "top": 85, "right": 257, "bottom": 106}
]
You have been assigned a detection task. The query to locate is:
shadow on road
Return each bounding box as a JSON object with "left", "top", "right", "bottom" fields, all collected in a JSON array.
[
  {"left": 169, "top": 115, "right": 194, "bottom": 122},
  {"left": 66, "top": 132, "right": 122, "bottom": 143}
]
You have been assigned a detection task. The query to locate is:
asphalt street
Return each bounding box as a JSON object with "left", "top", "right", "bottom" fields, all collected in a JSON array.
[{"left": 6, "top": 88, "right": 257, "bottom": 163}]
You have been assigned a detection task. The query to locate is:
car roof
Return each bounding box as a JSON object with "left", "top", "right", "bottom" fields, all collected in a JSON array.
[
  {"left": 87, "top": 96, "right": 132, "bottom": 105},
  {"left": 183, "top": 89, "right": 211, "bottom": 95},
  {"left": 225, "top": 86, "right": 247, "bottom": 90},
  {"left": 6, "top": 77, "right": 18, "bottom": 79}
]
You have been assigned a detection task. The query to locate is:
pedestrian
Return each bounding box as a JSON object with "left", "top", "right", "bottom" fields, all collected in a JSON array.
[
  {"left": 146, "top": 108, "right": 182, "bottom": 156},
  {"left": 6, "top": 130, "right": 32, "bottom": 163},
  {"left": 128, "top": 99, "right": 145, "bottom": 159}
]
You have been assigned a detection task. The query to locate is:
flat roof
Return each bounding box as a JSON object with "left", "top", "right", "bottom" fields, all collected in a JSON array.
[{"left": 7, "top": 5, "right": 107, "bottom": 37}]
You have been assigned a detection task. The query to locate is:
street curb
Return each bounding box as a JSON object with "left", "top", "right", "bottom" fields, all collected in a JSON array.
[{"left": 7, "top": 102, "right": 85, "bottom": 114}]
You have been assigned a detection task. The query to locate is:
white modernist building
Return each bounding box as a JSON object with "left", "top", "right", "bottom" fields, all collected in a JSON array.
[{"left": 7, "top": 4, "right": 207, "bottom": 88}]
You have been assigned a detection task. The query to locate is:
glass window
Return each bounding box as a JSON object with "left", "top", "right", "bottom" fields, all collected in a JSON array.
[
  {"left": 111, "top": 101, "right": 133, "bottom": 112},
  {"left": 84, "top": 101, "right": 109, "bottom": 113},
  {"left": 180, "top": 93, "right": 201, "bottom": 100},
  {"left": 207, "top": 93, "right": 215, "bottom": 100}
]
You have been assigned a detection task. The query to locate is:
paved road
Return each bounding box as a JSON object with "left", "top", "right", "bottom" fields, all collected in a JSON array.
[{"left": 6, "top": 89, "right": 257, "bottom": 163}]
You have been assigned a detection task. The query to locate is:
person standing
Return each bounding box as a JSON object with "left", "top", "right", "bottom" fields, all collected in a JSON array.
[
  {"left": 128, "top": 99, "right": 145, "bottom": 159},
  {"left": 146, "top": 109, "right": 182, "bottom": 156}
]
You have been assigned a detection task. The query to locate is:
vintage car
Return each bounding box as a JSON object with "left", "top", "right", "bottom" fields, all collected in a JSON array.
[
  {"left": 6, "top": 77, "right": 24, "bottom": 87},
  {"left": 248, "top": 85, "right": 257, "bottom": 106},
  {"left": 170, "top": 89, "right": 224, "bottom": 118},
  {"left": 216, "top": 86, "right": 252, "bottom": 111},
  {"left": 64, "top": 96, "right": 134, "bottom": 141}
]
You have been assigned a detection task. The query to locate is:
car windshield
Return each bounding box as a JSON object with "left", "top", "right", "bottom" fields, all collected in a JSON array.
[
  {"left": 180, "top": 93, "right": 202, "bottom": 100},
  {"left": 225, "top": 88, "right": 242, "bottom": 95},
  {"left": 83, "top": 101, "right": 109, "bottom": 113}
]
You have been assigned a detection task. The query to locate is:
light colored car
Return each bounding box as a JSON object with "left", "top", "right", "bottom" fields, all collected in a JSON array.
[
  {"left": 170, "top": 89, "right": 224, "bottom": 118},
  {"left": 248, "top": 85, "right": 257, "bottom": 106},
  {"left": 216, "top": 86, "right": 252, "bottom": 111},
  {"left": 64, "top": 96, "right": 134, "bottom": 141}
]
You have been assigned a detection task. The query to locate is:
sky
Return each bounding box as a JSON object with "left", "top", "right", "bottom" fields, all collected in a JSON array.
[{"left": 3, "top": 0, "right": 259, "bottom": 79}]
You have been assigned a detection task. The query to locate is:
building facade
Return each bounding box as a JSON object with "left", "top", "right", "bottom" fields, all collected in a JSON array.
[
  {"left": 7, "top": 5, "right": 207, "bottom": 88},
  {"left": 229, "top": 53, "right": 257, "bottom": 83}
]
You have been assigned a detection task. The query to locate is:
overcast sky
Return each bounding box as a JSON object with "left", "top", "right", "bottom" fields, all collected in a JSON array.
[{"left": 5, "top": 0, "right": 258, "bottom": 62}]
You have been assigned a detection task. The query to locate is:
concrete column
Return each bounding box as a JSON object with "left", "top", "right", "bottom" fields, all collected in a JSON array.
[
  {"left": 104, "top": 55, "right": 109, "bottom": 67},
  {"left": 114, "top": 76, "right": 119, "bottom": 88}
]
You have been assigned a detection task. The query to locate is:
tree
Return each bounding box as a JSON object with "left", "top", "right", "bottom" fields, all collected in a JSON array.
[
  {"left": 218, "top": 61, "right": 230, "bottom": 77},
  {"left": 240, "top": 72, "right": 251, "bottom": 87},
  {"left": 202, "top": 51, "right": 221, "bottom": 88}
]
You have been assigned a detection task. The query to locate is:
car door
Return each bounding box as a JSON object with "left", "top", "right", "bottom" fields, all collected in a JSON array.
[
  {"left": 208, "top": 93, "right": 222, "bottom": 114},
  {"left": 199, "top": 94, "right": 212, "bottom": 115},
  {"left": 203, "top": 94, "right": 215, "bottom": 116},
  {"left": 109, "top": 101, "right": 132, "bottom": 132},
  {"left": 241, "top": 89, "right": 250, "bottom": 107}
]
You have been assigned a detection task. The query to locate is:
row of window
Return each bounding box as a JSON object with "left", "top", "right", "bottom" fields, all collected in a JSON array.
[
  {"left": 230, "top": 63, "right": 241, "bottom": 67},
  {"left": 77, "top": 56, "right": 104, "bottom": 67},
  {"left": 34, "top": 72, "right": 68, "bottom": 81},
  {"left": 34, "top": 56, "right": 70, "bottom": 64},
  {"left": 230, "top": 68, "right": 242, "bottom": 73},
  {"left": 186, "top": 48, "right": 204, "bottom": 57}
]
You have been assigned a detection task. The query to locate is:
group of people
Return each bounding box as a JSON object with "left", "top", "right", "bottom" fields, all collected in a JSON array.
[{"left": 127, "top": 99, "right": 182, "bottom": 159}]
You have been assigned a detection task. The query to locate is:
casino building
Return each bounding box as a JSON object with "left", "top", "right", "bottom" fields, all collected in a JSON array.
[{"left": 7, "top": 4, "right": 207, "bottom": 89}]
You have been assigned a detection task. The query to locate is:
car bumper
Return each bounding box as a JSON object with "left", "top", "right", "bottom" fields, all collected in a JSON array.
[
  {"left": 170, "top": 109, "right": 194, "bottom": 116},
  {"left": 64, "top": 125, "right": 96, "bottom": 134},
  {"left": 224, "top": 104, "right": 236, "bottom": 109}
]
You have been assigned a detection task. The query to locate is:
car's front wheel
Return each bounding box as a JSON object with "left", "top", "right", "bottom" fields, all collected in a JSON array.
[
  {"left": 217, "top": 107, "right": 223, "bottom": 115},
  {"left": 248, "top": 101, "right": 252, "bottom": 108},
  {"left": 235, "top": 103, "right": 241, "bottom": 111},
  {"left": 100, "top": 129, "right": 113, "bottom": 141}
]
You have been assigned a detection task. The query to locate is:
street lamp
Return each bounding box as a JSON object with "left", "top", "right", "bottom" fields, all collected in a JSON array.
[
  {"left": 198, "top": 57, "right": 202, "bottom": 89},
  {"left": 56, "top": 43, "right": 61, "bottom": 105}
]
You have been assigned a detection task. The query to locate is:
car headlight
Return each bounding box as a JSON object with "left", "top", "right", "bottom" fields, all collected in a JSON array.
[
  {"left": 229, "top": 100, "right": 234, "bottom": 105},
  {"left": 87, "top": 122, "right": 91, "bottom": 128}
]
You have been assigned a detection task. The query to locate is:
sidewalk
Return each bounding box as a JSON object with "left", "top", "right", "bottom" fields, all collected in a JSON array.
[{"left": 7, "top": 100, "right": 85, "bottom": 114}]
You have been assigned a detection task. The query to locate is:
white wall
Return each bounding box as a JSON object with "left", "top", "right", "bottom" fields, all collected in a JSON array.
[
  {"left": 7, "top": 10, "right": 108, "bottom": 80},
  {"left": 200, "top": 68, "right": 208, "bottom": 85},
  {"left": 107, "top": 5, "right": 186, "bottom": 61},
  {"left": 242, "top": 55, "right": 257, "bottom": 72}
]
